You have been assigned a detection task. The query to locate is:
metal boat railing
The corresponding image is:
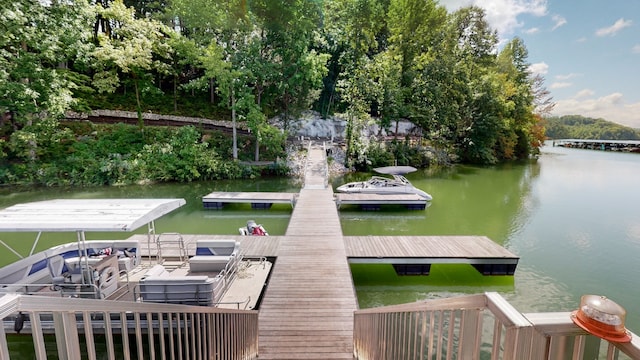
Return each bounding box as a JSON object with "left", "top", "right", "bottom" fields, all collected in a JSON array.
[
  {"left": 1, "top": 261, "right": 136, "bottom": 302},
  {"left": 0, "top": 293, "right": 259, "bottom": 360},
  {"left": 0, "top": 282, "right": 104, "bottom": 299},
  {"left": 353, "top": 292, "right": 640, "bottom": 360},
  {"left": 155, "top": 232, "right": 187, "bottom": 263},
  {"left": 211, "top": 257, "right": 260, "bottom": 310},
  {"left": 132, "top": 254, "right": 245, "bottom": 307},
  {"left": 216, "top": 253, "right": 243, "bottom": 302}
]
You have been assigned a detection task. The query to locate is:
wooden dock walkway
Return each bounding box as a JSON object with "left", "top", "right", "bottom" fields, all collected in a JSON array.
[
  {"left": 257, "top": 144, "right": 356, "bottom": 359},
  {"left": 128, "top": 141, "right": 519, "bottom": 358}
]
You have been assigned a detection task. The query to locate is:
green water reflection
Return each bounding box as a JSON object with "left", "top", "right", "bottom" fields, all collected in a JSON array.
[
  {"left": 351, "top": 263, "right": 514, "bottom": 308},
  {"left": 334, "top": 160, "right": 539, "bottom": 244},
  {"left": 0, "top": 179, "right": 298, "bottom": 266},
  {"left": 334, "top": 145, "right": 640, "bottom": 333},
  {"left": 2, "top": 143, "right": 640, "bottom": 336}
]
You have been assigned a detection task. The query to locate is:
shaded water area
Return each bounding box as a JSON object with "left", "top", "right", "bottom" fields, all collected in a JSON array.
[{"left": 1, "top": 141, "right": 640, "bottom": 343}]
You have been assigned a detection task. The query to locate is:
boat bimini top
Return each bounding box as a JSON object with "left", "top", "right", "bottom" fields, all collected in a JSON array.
[
  {"left": 372, "top": 166, "right": 418, "bottom": 176},
  {"left": 0, "top": 198, "right": 186, "bottom": 258},
  {"left": 0, "top": 198, "right": 185, "bottom": 232}
]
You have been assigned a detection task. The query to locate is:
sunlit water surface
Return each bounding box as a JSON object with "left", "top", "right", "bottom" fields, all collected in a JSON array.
[{"left": 1, "top": 142, "right": 639, "bottom": 335}]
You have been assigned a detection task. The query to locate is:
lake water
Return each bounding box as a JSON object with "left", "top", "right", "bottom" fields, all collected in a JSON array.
[
  {"left": 1, "top": 141, "right": 639, "bottom": 334},
  {"left": 342, "top": 144, "right": 640, "bottom": 333}
]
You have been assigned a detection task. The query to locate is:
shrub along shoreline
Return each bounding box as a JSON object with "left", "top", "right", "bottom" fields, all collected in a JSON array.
[{"left": 0, "top": 120, "right": 288, "bottom": 187}]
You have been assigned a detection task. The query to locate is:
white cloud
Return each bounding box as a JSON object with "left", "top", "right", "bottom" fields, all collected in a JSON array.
[
  {"left": 633, "top": 44, "right": 640, "bottom": 54},
  {"left": 551, "top": 15, "right": 567, "bottom": 30},
  {"left": 595, "top": 18, "right": 632, "bottom": 37},
  {"left": 524, "top": 27, "right": 540, "bottom": 34},
  {"left": 440, "top": 0, "right": 548, "bottom": 36},
  {"left": 575, "top": 89, "right": 595, "bottom": 99},
  {"left": 550, "top": 73, "right": 580, "bottom": 90},
  {"left": 550, "top": 82, "right": 572, "bottom": 89},
  {"left": 556, "top": 73, "right": 580, "bottom": 81},
  {"left": 552, "top": 92, "right": 640, "bottom": 128},
  {"left": 528, "top": 62, "right": 548, "bottom": 75}
]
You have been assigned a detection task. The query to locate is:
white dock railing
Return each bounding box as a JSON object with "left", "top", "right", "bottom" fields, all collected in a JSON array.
[
  {"left": 3, "top": 291, "right": 640, "bottom": 359},
  {"left": 353, "top": 292, "right": 640, "bottom": 360},
  {"left": 0, "top": 293, "right": 258, "bottom": 360}
]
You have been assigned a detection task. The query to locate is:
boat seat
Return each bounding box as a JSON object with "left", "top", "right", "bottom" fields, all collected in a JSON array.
[
  {"left": 194, "top": 239, "right": 240, "bottom": 256},
  {"left": 138, "top": 272, "right": 224, "bottom": 306},
  {"left": 64, "top": 254, "right": 135, "bottom": 273},
  {"left": 54, "top": 240, "right": 141, "bottom": 272},
  {"left": 189, "top": 240, "right": 240, "bottom": 272}
]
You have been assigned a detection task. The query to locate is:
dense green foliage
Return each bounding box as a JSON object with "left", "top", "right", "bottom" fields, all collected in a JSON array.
[
  {"left": 0, "top": 121, "right": 287, "bottom": 186},
  {"left": 545, "top": 115, "right": 640, "bottom": 140},
  {"left": 1, "top": 0, "right": 549, "bottom": 186},
  {"left": 352, "top": 138, "right": 439, "bottom": 170}
]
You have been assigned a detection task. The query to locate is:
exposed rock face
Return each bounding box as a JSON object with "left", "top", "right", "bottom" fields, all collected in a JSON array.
[
  {"left": 69, "top": 109, "right": 430, "bottom": 178},
  {"left": 280, "top": 111, "right": 431, "bottom": 180},
  {"left": 69, "top": 109, "right": 419, "bottom": 141},
  {"left": 270, "top": 111, "right": 419, "bottom": 140}
]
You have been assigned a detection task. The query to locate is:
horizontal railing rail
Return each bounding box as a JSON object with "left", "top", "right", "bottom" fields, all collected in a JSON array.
[
  {"left": 0, "top": 293, "right": 258, "bottom": 360},
  {"left": 353, "top": 292, "right": 640, "bottom": 360},
  {"left": 0, "top": 282, "right": 103, "bottom": 299},
  {"left": 5, "top": 290, "right": 639, "bottom": 359}
]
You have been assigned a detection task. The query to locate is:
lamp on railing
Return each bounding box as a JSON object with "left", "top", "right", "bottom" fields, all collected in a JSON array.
[{"left": 571, "top": 294, "right": 631, "bottom": 342}]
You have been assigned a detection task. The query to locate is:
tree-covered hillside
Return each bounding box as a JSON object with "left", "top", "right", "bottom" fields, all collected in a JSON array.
[
  {"left": 1, "top": 0, "right": 550, "bottom": 186},
  {"left": 545, "top": 115, "right": 640, "bottom": 140}
]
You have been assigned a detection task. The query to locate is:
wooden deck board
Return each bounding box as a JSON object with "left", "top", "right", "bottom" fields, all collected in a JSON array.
[
  {"left": 258, "top": 165, "right": 357, "bottom": 360},
  {"left": 344, "top": 235, "right": 519, "bottom": 264}
]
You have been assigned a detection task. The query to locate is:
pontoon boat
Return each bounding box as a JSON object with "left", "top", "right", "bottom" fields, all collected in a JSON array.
[{"left": 0, "top": 198, "right": 272, "bottom": 333}]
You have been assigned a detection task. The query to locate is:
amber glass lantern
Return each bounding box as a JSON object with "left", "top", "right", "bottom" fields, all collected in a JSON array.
[{"left": 571, "top": 294, "right": 631, "bottom": 342}]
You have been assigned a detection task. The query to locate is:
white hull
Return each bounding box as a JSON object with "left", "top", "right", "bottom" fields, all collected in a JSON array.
[{"left": 336, "top": 166, "right": 432, "bottom": 201}]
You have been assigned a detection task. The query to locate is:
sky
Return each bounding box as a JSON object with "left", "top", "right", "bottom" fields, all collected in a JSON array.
[{"left": 441, "top": 0, "right": 640, "bottom": 129}]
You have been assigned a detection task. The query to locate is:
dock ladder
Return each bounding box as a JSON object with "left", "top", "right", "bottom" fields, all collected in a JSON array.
[{"left": 155, "top": 232, "right": 187, "bottom": 264}]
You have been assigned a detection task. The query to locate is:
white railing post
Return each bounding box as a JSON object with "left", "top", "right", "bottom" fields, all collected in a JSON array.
[
  {"left": 0, "top": 316, "right": 8, "bottom": 360},
  {"left": 485, "top": 292, "right": 535, "bottom": 359},
  {"left": 458, "top": 308, "right": 483, "bottom": 360},
  {"left": 53, "top": 311, "right": 82, "bottom": 360}
]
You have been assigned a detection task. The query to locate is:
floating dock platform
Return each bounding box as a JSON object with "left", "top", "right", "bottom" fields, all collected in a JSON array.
[
  {"left": 132, "top": 233, "right": 519, "bottom": 277},
  {"left": 202, "top": 191, "right": 297, "bottom": 209},
  {"left": 203, "top": 192, "right": 429, "bottom": 210},
  {"left": 554, "top": 138, "right": 640, "bottom": 152},
  {"left": 334, "top": 193, "right": 429, "bottom": 210},
  {"left": 344, "top": 235, "right": 519, "bottom": 275}
]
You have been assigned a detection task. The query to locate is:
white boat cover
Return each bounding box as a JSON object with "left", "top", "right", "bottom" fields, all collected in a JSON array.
[
  {"left": 374, "top": 166, "right": 417, "bottom": 175},
  {"left": 0, "top": 198, "right": 186, "bottom": 232}
]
